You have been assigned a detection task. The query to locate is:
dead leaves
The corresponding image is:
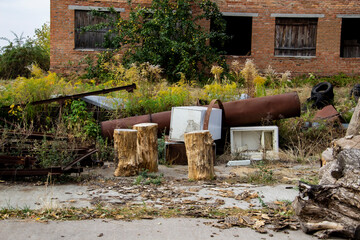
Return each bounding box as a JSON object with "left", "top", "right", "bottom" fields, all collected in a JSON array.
[{"left": 214, "top": 201, "right": 299, "bottom": 234}]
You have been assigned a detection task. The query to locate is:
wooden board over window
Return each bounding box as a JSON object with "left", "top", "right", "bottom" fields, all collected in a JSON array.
[
  {"left": 75, "top": 10, "right": 117, "bottom": 50},
  {"left": 275, "top": 18, "right": 318, "bottom": 57}
]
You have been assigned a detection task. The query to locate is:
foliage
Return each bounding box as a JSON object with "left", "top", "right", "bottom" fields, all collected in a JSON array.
[
  {"left": 247, "top": 161, "right": 276, "bottom": 184},
  {"left": 0, "top": 28, "right": 50, "bottom": 79},
  {"left": 278, "top": 117, "right": 345, "bottom": 163},
  {"left": 201, "top": 81, "right": 239, "bottom": 102},
  {"left": 0, "top": 66, "right": 72, "bottom": 107},
  {"left": 289, "top": 73, "right": 360, "bottom": 88},
  {"left": 86, "top": 0, "right": 227, "bottom": 82},
  {"left": 228, "top": 60, "right": 244, "bottom": 86},
  {"left": 34, "top": 23, "right": 50, "bottom": 56},
  {"left": 241, "top": 59, "right": 257, "bottom": 98},
  {"left": 158, "top": 132, "right": 166, "bottom": 165},
  {"left": 63, "top": 100, "right": 100, "bottom": 139},
  {"left": 134, "top": 170, "right": 164, "bottom": 185},
  {"left": 34, "top": 138, "right": 77, "bottom": 168}
]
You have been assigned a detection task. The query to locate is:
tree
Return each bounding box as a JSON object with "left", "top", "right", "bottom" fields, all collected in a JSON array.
[
  {"left": 34, "top": 22, "right": 50, "bottom": 55},
  {"left": 90, "top": 0, "right": 227, "bottom": 82},
  {"left": 0, "top": 24, "right": 50, "bottom": 79}
]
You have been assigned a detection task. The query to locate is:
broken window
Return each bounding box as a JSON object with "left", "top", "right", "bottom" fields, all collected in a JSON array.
[
  {"left": 75, "top": 10, "right": 118, "bottom": 50},
  {"left": 211, "top": 16, "right": 252, "bottom": 56},
  {"left": 340, "top": 18, "right": 360, "bottom": 58},
  {"left": 274, "top": 18, "right": 318, "bottom": 57}
]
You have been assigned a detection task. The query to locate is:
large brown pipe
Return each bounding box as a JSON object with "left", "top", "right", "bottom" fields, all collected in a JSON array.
[{"left": 101, "top": 92, "right": 301, "bottom": 139}]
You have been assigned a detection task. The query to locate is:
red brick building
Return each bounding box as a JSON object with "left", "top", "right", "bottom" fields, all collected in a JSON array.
[{"left": 50, "top": 0, "right": 360, "bottom": 75}]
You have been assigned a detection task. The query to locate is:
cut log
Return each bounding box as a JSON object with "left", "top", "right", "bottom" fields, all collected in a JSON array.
[
  {"left": 184, "top": 130, "right": 215, "bottom": 180},
  {"left": 113, "top": 129, "right": 139, "bottom": 177},
  {"left": 133, "top": 123, "right": 158, "bottom": 172},
  {"left": 293, "top": 182, "right": 360, "bottom": 239},
  {"left": 346, "top": 98, "right": 360, "bottom": 136}
]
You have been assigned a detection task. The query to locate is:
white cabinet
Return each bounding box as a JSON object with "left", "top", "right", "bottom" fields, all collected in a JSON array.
[
  {"left": 169, "top": 106, "right": 222, "bottom": 142},
  {"left": 230, "top": 126, "right": 279, "bottom": 160}
]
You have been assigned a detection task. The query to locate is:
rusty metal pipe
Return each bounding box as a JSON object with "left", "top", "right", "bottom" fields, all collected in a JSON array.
[{"left": 101, "top": 92, "right": 300, "bottom": 139}]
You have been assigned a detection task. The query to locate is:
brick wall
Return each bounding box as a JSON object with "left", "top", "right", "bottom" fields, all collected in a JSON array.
[{"left": 50, "top": 0, "right": 360, "bottom": 76}]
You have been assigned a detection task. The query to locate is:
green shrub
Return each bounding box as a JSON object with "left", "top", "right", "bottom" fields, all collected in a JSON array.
[{"left": 0, "top": 30, "right": 50, "bottom": 79}]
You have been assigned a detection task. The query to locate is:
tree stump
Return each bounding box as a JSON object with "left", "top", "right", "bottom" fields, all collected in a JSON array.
[
  {"left": 113, "top": 129, "right": 139, "bottom": 177},
  {"left": 133, "top": 123, "right": 158, "bottom": 172},
  {"left": 184, "top": 130, "right": 215, "bottom": 180}
]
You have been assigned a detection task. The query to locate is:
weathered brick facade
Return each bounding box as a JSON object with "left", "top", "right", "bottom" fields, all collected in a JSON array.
[{"left": 50, "top": 0, "right": 360, "bottom": 75}]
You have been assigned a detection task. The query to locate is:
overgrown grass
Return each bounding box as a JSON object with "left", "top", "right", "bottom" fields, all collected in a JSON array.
[{"left": 133, "top": 170, "right": 164, "bottom": 185}]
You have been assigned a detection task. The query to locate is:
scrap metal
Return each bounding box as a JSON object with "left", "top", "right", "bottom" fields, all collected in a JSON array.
[{"left": 101, "top": 92, "right": 301, "bottom": 139}]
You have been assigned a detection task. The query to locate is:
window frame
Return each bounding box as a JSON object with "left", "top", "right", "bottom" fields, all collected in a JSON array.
[
  {"left": 69, "top": 5, "right": 125, "bottom": 51},
  {"left": 210, "top": 12, "right": 258, "bottom": 56},
  {"left": 271, "top": 14, "right": 324, "bottom": 58},
  {"left": 338, "top": 15, "right": 360, "bottom": 58}
]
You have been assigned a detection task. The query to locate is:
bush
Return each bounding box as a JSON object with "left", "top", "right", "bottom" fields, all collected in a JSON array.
[{"left": 0, "top": 25, "right": 50, "bottom": 80}]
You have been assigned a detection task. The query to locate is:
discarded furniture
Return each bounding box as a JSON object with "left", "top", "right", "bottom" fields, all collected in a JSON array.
[
  {"left": 165, "top": 141, "right": 188, "bottom": 165},
  {"left": 184, "top": 130, "right": 215, "bottom": 180},
  {"left": 230, "top": 126, "right": 279, "bottom": 161},
  {"left": 113, "top": 129, "right": 139, "bottom": 177},
  {"left": 101, "top": 92, "right": 301, "bottom": 139},
  {"left": 133, "top": 123, "right": 159, "bottom": 173},
  {"left": 170, "top": 106, "right": 222, "bottom": 141}
]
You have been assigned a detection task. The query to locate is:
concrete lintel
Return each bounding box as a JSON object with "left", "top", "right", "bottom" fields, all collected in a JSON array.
[
  {"left": 271, "top": 13, "right": 324, "bottom": 18},
  {"left": 274, "top": 55, "right": 316, "bottom": 59},
  {"left": 68, "top": 5, "right": 125, "bottom": 12},
  {"left": 222, "top": 12, "right": 258, "bottom": 17},
  {"left": 337, "top": 14, "right": 360, "bottom": 18}
]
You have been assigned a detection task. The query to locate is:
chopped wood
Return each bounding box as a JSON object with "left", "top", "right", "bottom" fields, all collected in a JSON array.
[{"left": 184, "top": 130, "right": 215, "bottom": 181}]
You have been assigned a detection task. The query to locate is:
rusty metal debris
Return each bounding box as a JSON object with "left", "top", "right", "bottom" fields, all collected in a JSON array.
[
  {"left": 0, "top": 149, "right": 97, "bottom": 177},
  {"left": 313, "top": 105, "right": 344, "bottom": 123},
  {"left": 1, "top": 83, "right": 136, "bottom": 109},
  {"left": 101, "top": 92, "right": 301, "bottom": 139}
]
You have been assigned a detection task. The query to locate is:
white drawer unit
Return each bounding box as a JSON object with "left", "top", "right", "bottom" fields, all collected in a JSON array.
[
  {"left": 230, "top": 126, "right": 279, "bottom": 161},
  {"left": 169, "top": 106, "right": 222, "bottom": 142}
]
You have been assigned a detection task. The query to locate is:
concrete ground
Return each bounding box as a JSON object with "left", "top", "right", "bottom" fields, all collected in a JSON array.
[
  {"left": 0, "top": 218, "right": 320, "bottom": 240},
  {"left": 0, "top": 163, "right": 328, "bottom": 240}
]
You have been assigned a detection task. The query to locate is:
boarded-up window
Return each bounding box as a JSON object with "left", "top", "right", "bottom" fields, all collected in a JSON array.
[
  {"left": 340, "top": 18, "right": 360, "bottom": 58},
  {"left": 275, "top": 18, "right": 318, "bottom": 57},
  {"left": 75, "top": 10, "right": 118, "bottom": 49},
  {"left": 211, "top": 16, "right": 252, "bottom": 56}
]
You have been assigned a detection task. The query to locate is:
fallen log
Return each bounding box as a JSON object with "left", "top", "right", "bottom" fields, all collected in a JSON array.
[
  {"left": 294, "top": 145, "right": 360, "bottom": 239},
  {"left": 293, "top": 182, "right": 360, "bottom": 239},
  {"left": 101, "top": 92, "right": 301, "bottom": 139}
]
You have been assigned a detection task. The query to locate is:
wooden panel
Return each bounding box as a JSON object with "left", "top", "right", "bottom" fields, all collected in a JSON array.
[
  {"left": 275, "top": 18, "right": 317, "bottom": 56},
  {"left": 343, "top": 40, "right": 360, "bottom": 58},
  {"left": 75, "top": 10, "right": 117, "bottom": 49}
]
